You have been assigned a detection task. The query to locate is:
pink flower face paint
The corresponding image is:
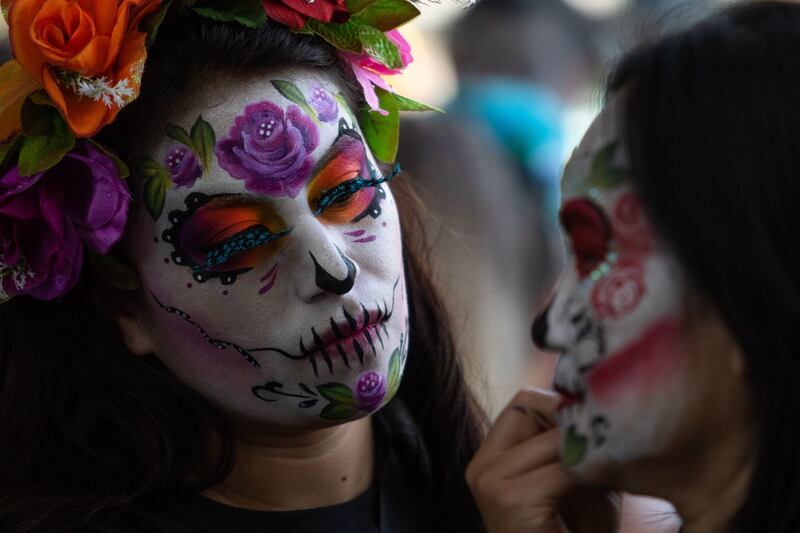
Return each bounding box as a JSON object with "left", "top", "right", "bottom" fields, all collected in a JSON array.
[
  {"left": 124, "top": 71, "right": 409, "bottom": 430},
  {"left": 535, "top": 95, "right": 691, "bottom": 479}
]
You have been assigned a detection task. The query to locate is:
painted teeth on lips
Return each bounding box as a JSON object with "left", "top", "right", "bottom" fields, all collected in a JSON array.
[
  {"left": 310, "top": 302, "right": 391, "bottom": 354},
  {"left": 554, "top": 382, "right": 586, "bottom": 411}
]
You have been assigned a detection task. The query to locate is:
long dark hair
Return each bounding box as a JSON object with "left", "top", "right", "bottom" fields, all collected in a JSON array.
[
  {"left": 0, "top": 12, "right": 486, "bottom": 532},
  {"left": 609, "top": 2, "right": 800, "bottom": 531}
]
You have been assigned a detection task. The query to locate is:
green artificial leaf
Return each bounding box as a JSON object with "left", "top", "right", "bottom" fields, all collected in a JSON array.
[
  {"left": 142, "top": 0, "right": 173, "bottom": 47},
  {"left": 564, "top": 426, "right": 589, "bottom": 468},
  {"left": 346, "top": 0, "right": 378, "bottom": 14},
  {"left": 0, "top": 135, "right": 22, "bottom": 176},
  {"left": 320, "top": 403, "right": 360, "bottom": 420},
  {"left": 307, "top": 19, "right": 364, "bottom": 53},
  {"left": 358, "top": 25, "right": 402, "bottom": 70},
  {"left": 18, "top": 95, "right": 75, "bottom": 177},
  {"left": 193, "top": 0, "right": 267, "bottom": 28},
  {"left": 360, "top": 88, "right": 400, "bottom": 164},
  {"left": 270, "top": 80, "right": 320, "bottom": 124},
  {"left": 28, "top": 91, "right": 57, "bottom": 108},
  {"left": 88, "top": 251, "right": 141, "bottom": 291},
  {"left": 87, "top": 139, "right": 130, "bottom": 179},
  {"left": 191, "top": 115, "right": 216, "bottom": 172},
  {"left": 316, "top": 383, "right": 356, "bottom": 405},
  {"left": 138, "top": 157, "right": 173, "bottom": 220},
  {"left": 393, "top": 93, "right": 443, "bottom": 113},
  {"left": 353, "top": 0, "right": 420, "bottom": 31},
  {"left": 165, "top": 124, "right": 196, "bottom": 152}
]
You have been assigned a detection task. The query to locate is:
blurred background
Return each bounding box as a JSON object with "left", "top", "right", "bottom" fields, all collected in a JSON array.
[{"left": 0, "top": 2, "right": 735, "bottom": 530}]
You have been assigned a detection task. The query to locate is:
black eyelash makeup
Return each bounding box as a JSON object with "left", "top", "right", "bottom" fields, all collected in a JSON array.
[
  {"left": 313, "top": 163, "right": 400, "bottom": 217},
  {"left": 199, "top": 225, "right": 291, "bottom": 271},
  {"left": 162, "top": 192, "right": 290, "bottom": 285}
]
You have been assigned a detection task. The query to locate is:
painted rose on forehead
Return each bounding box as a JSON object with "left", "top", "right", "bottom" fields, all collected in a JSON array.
[{"left": 215, "top": 102, "right": 320, "bottom": 198}]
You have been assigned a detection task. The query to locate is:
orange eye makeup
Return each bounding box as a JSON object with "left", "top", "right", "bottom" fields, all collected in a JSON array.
[
  {"left": 162, "top": 193, "right": 290, "bottom": 285},
  {"left": 307, "top": 121, "right": 398, "bottom": 225}
]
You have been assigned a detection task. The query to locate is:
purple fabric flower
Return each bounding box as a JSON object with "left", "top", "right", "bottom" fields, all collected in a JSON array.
[
  {"left": 0, "top": 141, "right": 131, "bottom": 300},
  {"left": 164, "top": 145, "right": 202, "bottom": 188},
  {"left": 354, "top": 370, "right": 387, "bottom": 411},
  {"left": 309, "top": 86, "right": 339, "bottom": 123},
  {"left": 215, "top": 102, "right": 320, "bottom": 198}
]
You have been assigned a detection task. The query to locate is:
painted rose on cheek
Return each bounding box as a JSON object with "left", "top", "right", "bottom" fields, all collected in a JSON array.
[
  {"left": 613, "top": 191, "right": 654, "bottom": 254},
  {"left": 215, "top": 102, "right": 319, "bottom": 198},
  {"left": 354, "top": 370, "right": 386, "bottom": 410},
  {"left": 164, "top": 145, "right": 202, "bottom": 188},
  {"left": 591, "top": 260, "right": 646, "bottom": 320}
]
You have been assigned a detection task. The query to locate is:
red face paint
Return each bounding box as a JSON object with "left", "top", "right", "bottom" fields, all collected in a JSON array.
[
  {"left": 560, "top": 198, "right": 613, "bottom": 277},
  {"left": 586, "top": 318, "right": 685, "bottom": 405}
]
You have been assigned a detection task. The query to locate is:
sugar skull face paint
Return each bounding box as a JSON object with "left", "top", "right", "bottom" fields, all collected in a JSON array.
[
  {"left": 533, "top": 95, "right": 693, "bottom": 480},
  {"left": 124, "top": 70, "right": 409, "bottom": 430}
]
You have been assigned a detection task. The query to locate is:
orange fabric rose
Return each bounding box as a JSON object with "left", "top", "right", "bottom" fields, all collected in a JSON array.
[{"left": 8, "top": 0, "right": 162, "bottom": 137}]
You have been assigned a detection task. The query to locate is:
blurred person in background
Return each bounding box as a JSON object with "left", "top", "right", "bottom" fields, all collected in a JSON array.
[
  {"left": 399, "top": 0, "right": 599, "bottom": 414},
  {"left": 467, "top": 1, "right": 800, "bottom": 531}
]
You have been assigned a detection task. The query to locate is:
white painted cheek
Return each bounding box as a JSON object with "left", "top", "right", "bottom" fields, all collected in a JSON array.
[
  {"left": 601, "top": 252, "right": 685, "bottom": 356},
  {"left": 547, "top": 266, "right": 583, "bottom": 350}
]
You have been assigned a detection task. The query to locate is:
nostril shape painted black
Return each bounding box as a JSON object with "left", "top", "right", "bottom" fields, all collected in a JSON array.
[
  {"left": 531, "top": 306, "right": 551, "bottom": 349},
  {"left": 309, "top": 247, "right": 356, "bottom": 295}
]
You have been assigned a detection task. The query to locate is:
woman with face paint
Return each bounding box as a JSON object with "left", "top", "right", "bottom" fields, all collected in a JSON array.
[
  {"left": 0, "top": 6, "right": 486, "bottom": 533},
  {"left": 468, "top": 1, "right": 800, "bottom": 532}
]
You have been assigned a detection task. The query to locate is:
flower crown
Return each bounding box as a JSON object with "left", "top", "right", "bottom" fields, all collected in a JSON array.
[{"left": 0, "top": 0, "right": 448, "bottom": 303}]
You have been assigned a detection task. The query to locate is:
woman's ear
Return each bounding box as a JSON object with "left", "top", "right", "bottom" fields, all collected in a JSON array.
[{"left": 116, "top": 309, "right": 156, "bottom": 357}]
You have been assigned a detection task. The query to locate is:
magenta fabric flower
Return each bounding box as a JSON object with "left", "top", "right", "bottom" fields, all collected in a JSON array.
[
  {"left": 215, "top": 102, "right": 320, "bottom": 198},
  {"left": 344, "top": 30, "right": 414, "bottom": 115},
  {"left": 164, "top": 145, "right": 202, "bottom": 188},
  {"left": 354, "top": 370, "right": 387, "bottom": 411},
  {"left": 309, "top": 86, "right": 339, "bottom": 123},
  {"left": 0, "top": 141, "right": 131, "bottom": 300}
]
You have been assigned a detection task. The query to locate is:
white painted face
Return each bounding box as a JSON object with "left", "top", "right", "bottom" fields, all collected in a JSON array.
[
  {"left": 534, "top": 95, "right": 692, "bottom": 481},
  {"left": 123, "top": 69, "right": 409, "bottom": 430}
]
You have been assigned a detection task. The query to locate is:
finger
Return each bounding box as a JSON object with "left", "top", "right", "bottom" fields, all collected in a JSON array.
[
  {"left": 510, "top": 461, "right": 575, "bottom": 501},
  {"left": 485, "top": 428, "right": 562, "bottom": 480},
  {"left": 484, "top": 388, "right": 560, "bottom": 450}
]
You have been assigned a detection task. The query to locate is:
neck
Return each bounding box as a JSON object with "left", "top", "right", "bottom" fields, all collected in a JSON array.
[
  {"left": 624, "top": 422, "right": 754, "bottom": 533},
  {"left": 203, "top": 416, "right": 375, "bottom": 511}
]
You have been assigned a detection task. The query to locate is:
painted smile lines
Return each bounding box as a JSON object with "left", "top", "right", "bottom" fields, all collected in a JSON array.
[
  {"left": 303, "top": 302, "right": 392, "bottom": 374},
  {"left": 248, "top": 278, "right": 400, "bottom": 376}
]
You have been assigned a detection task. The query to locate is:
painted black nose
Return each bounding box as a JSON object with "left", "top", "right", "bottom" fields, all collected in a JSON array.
[
  {"left": 309, "top": 247, "right": 356, "bottom": 295},
  {"left": 531, "top": 304, "right": 551, "bottom": 350}
]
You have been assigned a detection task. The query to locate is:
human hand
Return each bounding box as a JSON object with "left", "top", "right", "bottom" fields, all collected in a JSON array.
[{"left": 466, "top": 388, "right": 620, "bottom": 533}]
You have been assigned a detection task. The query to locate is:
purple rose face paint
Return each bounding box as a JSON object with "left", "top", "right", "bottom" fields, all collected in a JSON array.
[{"left": 124, "top": 70, "right": 409, "bottom": 429}]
